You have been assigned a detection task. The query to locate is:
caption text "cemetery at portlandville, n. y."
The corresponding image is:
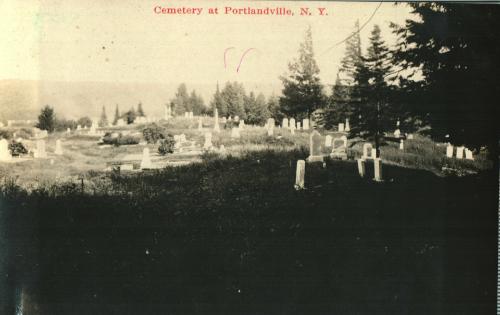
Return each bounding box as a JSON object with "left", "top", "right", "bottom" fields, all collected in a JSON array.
[{"left": 153, "top": 5, "right": 330, "bottom": 16}]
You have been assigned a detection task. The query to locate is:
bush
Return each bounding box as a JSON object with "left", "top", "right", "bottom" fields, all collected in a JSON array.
[
  {"left": 101, "top": 132, "right": 140, "bottom": 146},
  {"left": 0, "top": 130, "right": 13, "bottom": 140},
  {"left": 55, "top": 119, "right": 78, "bottom": 132},
  {"left": 158, "top": 135, "right": 175, "bottom": 155},
  {"left": 9, "top": 141, "right": 28, "bottom": 156},
  {"left": 143, "top": 124, "right": 166, "bottom": 144}
]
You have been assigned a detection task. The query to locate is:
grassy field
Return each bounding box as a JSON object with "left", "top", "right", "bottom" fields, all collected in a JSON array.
[{"left": 0, "top": 118, "right": 497, "bottom": 314}]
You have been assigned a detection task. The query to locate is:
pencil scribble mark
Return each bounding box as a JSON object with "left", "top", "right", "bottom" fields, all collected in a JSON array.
[
  {"left": 224, "top": 47, "right": 235, "bottom": 69},
  {"left": 237, "top": 48, "right": 256, "bottom": 73}
]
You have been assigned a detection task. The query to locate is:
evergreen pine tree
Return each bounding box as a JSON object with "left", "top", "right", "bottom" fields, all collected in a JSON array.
[{"left": 99, "top": 106, "right": 108, "bottom": 127}]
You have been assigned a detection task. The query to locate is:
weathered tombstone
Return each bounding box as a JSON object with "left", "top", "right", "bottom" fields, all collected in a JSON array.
[
  {"left": 54, "top": 139, "right": 63, "bottom": 155},
  {"left": 456, "top": 146, "right": 464, "bottom": 159},
  {"left": 446, "top": 145, "right": 454, "bottom": 158},
  {"left": 184, "top": 112, "right": 189, "bottom": 118},
  {"left": 117, "top": 119, "right": 126, "bottom": 126},
  {"left": 338, "top": 123, "right": 345, "bottom": 132},
  {"left": 407, "top": 134, "right": 414, "bottom": 140},
  {"left": 77, "top": 125, "right": 82, "bottom": 131},
  {"left": 307, "top": 130, "right": 324, "bottom": 162},
  {"left": 330, "top": 136, "right": 348, "bottom": 160},
  {"left": 0, "top": 139, "right": 12, "bottom": 161},
  {"left": 394, "top": 129, "right": 401, "bottom": 138},
  {"left": 362, "top": 143, "right": 374, "bottom": 159},
  {"left": 465, "top": 148, "right": 474, "bottom": 160},
  {"left": 399, "top": 139, "right": 404, "bottom": 150},
  {"left": 140, "top": 148, "right": 152, "bottom": 169},
  {"left": 295, "top": 160, "right": 305, "bottom": 190},
  {"left": 289, "top": 118, "right": 296, "bottom": 130},
  {"left": 66, "top": 128, "right": 71, "bottom": 134},
  {"left": 219, "top": 144, "right": 226, "bottom": 154},
  {"left": 267, "top": 128, "right": 274, "bottom": 136},
  {"left": 234, "top": 116, "right": 240, "bottom": 122},
  {"left": 371, "top": 148, "right": 377, "bottom": 159},
  {"left": 373, "top": 158, "right": 383, "bottom": 182},
  {"left": 396, "top": 120, "right": 400, "bottom": 127},
  {"left": 345, "top": 119, "right": 350, "bottom": 132},
  {"left": 357, "top": 159, "right": 365, "bottom": 177},
  {"left": 296, "top": 122, "right": 301, "bottom": 130},
  {"left": 231, "top": 128, "right": 241, "bottom": 139},
  {"left": 290, "top": 128, "right": 295, "bottom": 135},
  {"left": 198, "top": 118, "right": 203, "bottom": 131},
  {"left": 302, "top": 118, "right": 310, "bottom": 130},
  {"left": 282, "top": 118, "right": 289, "bottom": 129},
  {"left": 203, "top": 132, "right": 212, "bottom": 149},
  {"left": 267, "top": 118, "right": 275, "bottom": 130},
  {"left": 34, "top": 139, "right": 47, "bottom": 158},
  {"left": 213, "top": 108, "right": 220, "bottom": 133},
  {"left": 39, "top": 130, "right": 48, "bottom": 139},
  {"left": 238, "top": 120, "right": 245, "bottom": 130},
  {"left": 325, "top": 135, "right": 333, "bottom": 147},
  {"left": 221, "top": 117, "right": 227, "bottom": 124}
]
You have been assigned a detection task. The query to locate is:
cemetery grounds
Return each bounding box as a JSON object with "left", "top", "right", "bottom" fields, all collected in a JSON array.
[{"left": 0, "top": 117, "right": 496, "bottom": 314}]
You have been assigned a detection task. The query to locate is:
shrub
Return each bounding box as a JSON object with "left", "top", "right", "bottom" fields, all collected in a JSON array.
[
  {"left": 0, "top": 130, "right": 13, "bottom": 139},
  {"left": 101, "top": 132, "right": 140, "bottom": 146},
  {"left": 158, "top": 135, "right": 175, "bottom": 155},
  {"left": 143, "top": 124, "right": 166, "bottom": 144},
  {"left": 9, "top": 141, "right": 28, "bottom": 156},
  {"left": 55, "top": 119, "right": 78, "bottom": 132}
]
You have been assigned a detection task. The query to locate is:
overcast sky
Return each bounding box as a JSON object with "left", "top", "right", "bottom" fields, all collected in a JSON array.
[{"left": 1, "top": 0, "right": 413, "bottom": 88}]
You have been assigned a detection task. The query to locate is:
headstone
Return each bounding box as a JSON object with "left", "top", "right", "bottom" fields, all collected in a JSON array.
[
  {"left": 140, "top": 148, "right": 152, "bottom": 169},
  {"left": 117, "top": 119, "right": 126, "bottom": 126},
  {"left": 213, "top": 108, "right": 220, "bottom": 133},
  {"left": 66, "top": 128, "right": 71, "bottom": 134},
  {"left": 330, "top": 136, "right": 348, "bottom": 160},
  {"left": 267, "top": 118, "right": 275, "bottom": 130},
  {"left": 345, "top": 119, "right": 350, "bottom": 132},
  {"left": 407, "top": 134, "right": 414, "bottom": 140},
  {"left": 0, "top": 139, "right": 12, "bottom": 161},
  {"left": 198, "top": 118, "right": 203, "bottom": 131},
  {"left": 446, "top": 145, "right": 454, "bottom": 158},
  {"left": 338, "top": 123, "right": 345, "bottom": 132},
  {"left": 203, "top": 132, "right": 213, "bottom": 149},
  {"left": 34, "top": 140, "right": 47, "bottom": 158},
  {"left": 325, "top": 135, "right": 333, "bottom": 147},
  {"left": 456, "top": 146, "right": 464, "bottom": 159},
  {"left": 371, "top": 148, "right": 377, "bottom": 159},
  {"left": 54, "top": 139, "right": 63, "bottom": 155},
  {"left": 234, "top": 116, "right": 240, "bottom": 122},
  {"left": 267, "top": 128, "right": 274, "bottom": 136},
  {"left": 296, "top": 122, "right": 301, "bottom": 130},
  {"left": 396, "top": 120, "right": 400, "bottom": 127},
  {"left": 362, "top": 143, "right": 374, "bottom": 159},
  {"left": 399, "top": 139, "right": 404, "bottom": 150},
  {"left": 357, "top": 159, "right": 365, "bottom": 177},
  {"left": 290, "top": 128, "right": 295, "bottom": 135},
  {"left": 282, "top": 118, "right": 289, "bottom": 129},
  {"left": 238, "top": 120, "right": 245, "bottom": 130},
  {"left": 179, "top": 134, "right": 186, "bottom": 143},
  {"left": 184, "top": 112, "right": 189, "bottom": 118},
  {"left": 295, "top": 160, "right": 305, "bottom": 190},
  {"left": 221, "top": 117, "right": 227, "bottom": 124},
  {"left": 394, "top": 129, "right": 401, "bottom": 138},
  {"left": 289, "top": 118, "right": 296, "bottom": 130},
  {"left": 302, "top": 119, "right": 310, "bottom": 130},
  {"left": 465, "top": 148, "right": 474, "bottom": 160},
  {"left": 77, "top": 125, "right": 82, "bottom": 131},
  {"left": 164, "top": 103, "right": 172, "bottom": 120},
  {"left": 231, "top": 128, "right": 240, "bottom": 139},
  {"left": 373, "top": 158, "right": 383, "bottom": 182},
  {"left": 307, "top": 130, "right": 324, "bottom": 162},
  {"left": 219, "top": 145, "right": 226, "bottom": 154}
]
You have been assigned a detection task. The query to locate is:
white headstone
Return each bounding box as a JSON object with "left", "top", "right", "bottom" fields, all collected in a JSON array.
[
  {"left": 345, "top": 119, "right": 350, "bottom": 132},
  {"left": 267, "top": 118, "right": 275, "bottom": 130},
  {"left": 234, "top": 116, "right": 240, "bottom": 122},
  {"left": 289, "top": 118, "right": 296, "bottom": 130},
  {"left": 295, "top": 160, "right": 305, "bottom": 190},
  {"left": 0, "top": 139, "right": 12, "bottom": 161},
  {"left": 34, "top": 140, "right": 47, "bottom": 158},
  {"left": 282, "top": 118, "right": 289, "bottom": 129},
  {"left": 374, "top": 158, "right": 383, "bottom": 182},
  {"left": 446, "top": 145, "right": 454, "bottom": 158},
  {"left": 338, "top": 123, "right": 345, "bottom": 132},
  {"left": 238, "top": 120, "right": 245, "bottom": 130},
  {"left": 456, "top": 146, "right": 464, "bottom": 159},
  {"left": 399, "top": 139, "right": 404, "bottom": 150},
  {"left": 307, "top": 130, "right": 324, "bottom": 162},
  {"left": 302, "top": 119, "right": 310, "bottom": 130},
  {"left": 465, "top": 148, "right": 474, "bottom": 160},
  {"left": 296, "top": 122, "right": 301, "bottom": 130},
  {"left": 394, "top": 129, "right": 401, "bottom": 138},
  {"left": 77, "top": 125, "right": 82, "bottom": 131},
  {"left": 203, "top": 132, "right": 213, "bottom": 149},
  {"left": 213, "top": 108, "right": 220, "bottom": 133},
  {"left": 164, "top": 103, "right": 172, "bottom": 120},
  {"left": 330, "top": 136, "right": 348, "bottom": 160},
  {"left": 407, "top": 134, "right": 413, "bottom": 140},
  {"left": 371, "top": 148, "right": 377, "bottom": 159},
  {"left": 54, "top": 139, "right": 63, "bottom": 155},
  {"left": 66, "top": 128, "right": 71, "bottom": 134},
  {"left": 267, "top": 128, "right": 274, "bottom": 136},
  {"left": 325, "top": 135, "right": 333, "bottom": 147},
  {"left": 357, "top": 158, "right": 365, "bottom": 177},
  {"left": 140, "top": 148, "right": 152, "bottom": 169},
  {"left": 221, "top": 117, "right": 227, "bottom": 124}
]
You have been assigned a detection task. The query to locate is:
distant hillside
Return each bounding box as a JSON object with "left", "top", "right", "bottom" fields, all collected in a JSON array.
[{"left": 0, "top": 80, "right": 281, "bottom": 122}]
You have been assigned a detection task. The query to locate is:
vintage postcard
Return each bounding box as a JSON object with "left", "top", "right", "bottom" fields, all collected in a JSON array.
[{"left": 0, "top": 1, "right": 498, "bottom": 314}]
